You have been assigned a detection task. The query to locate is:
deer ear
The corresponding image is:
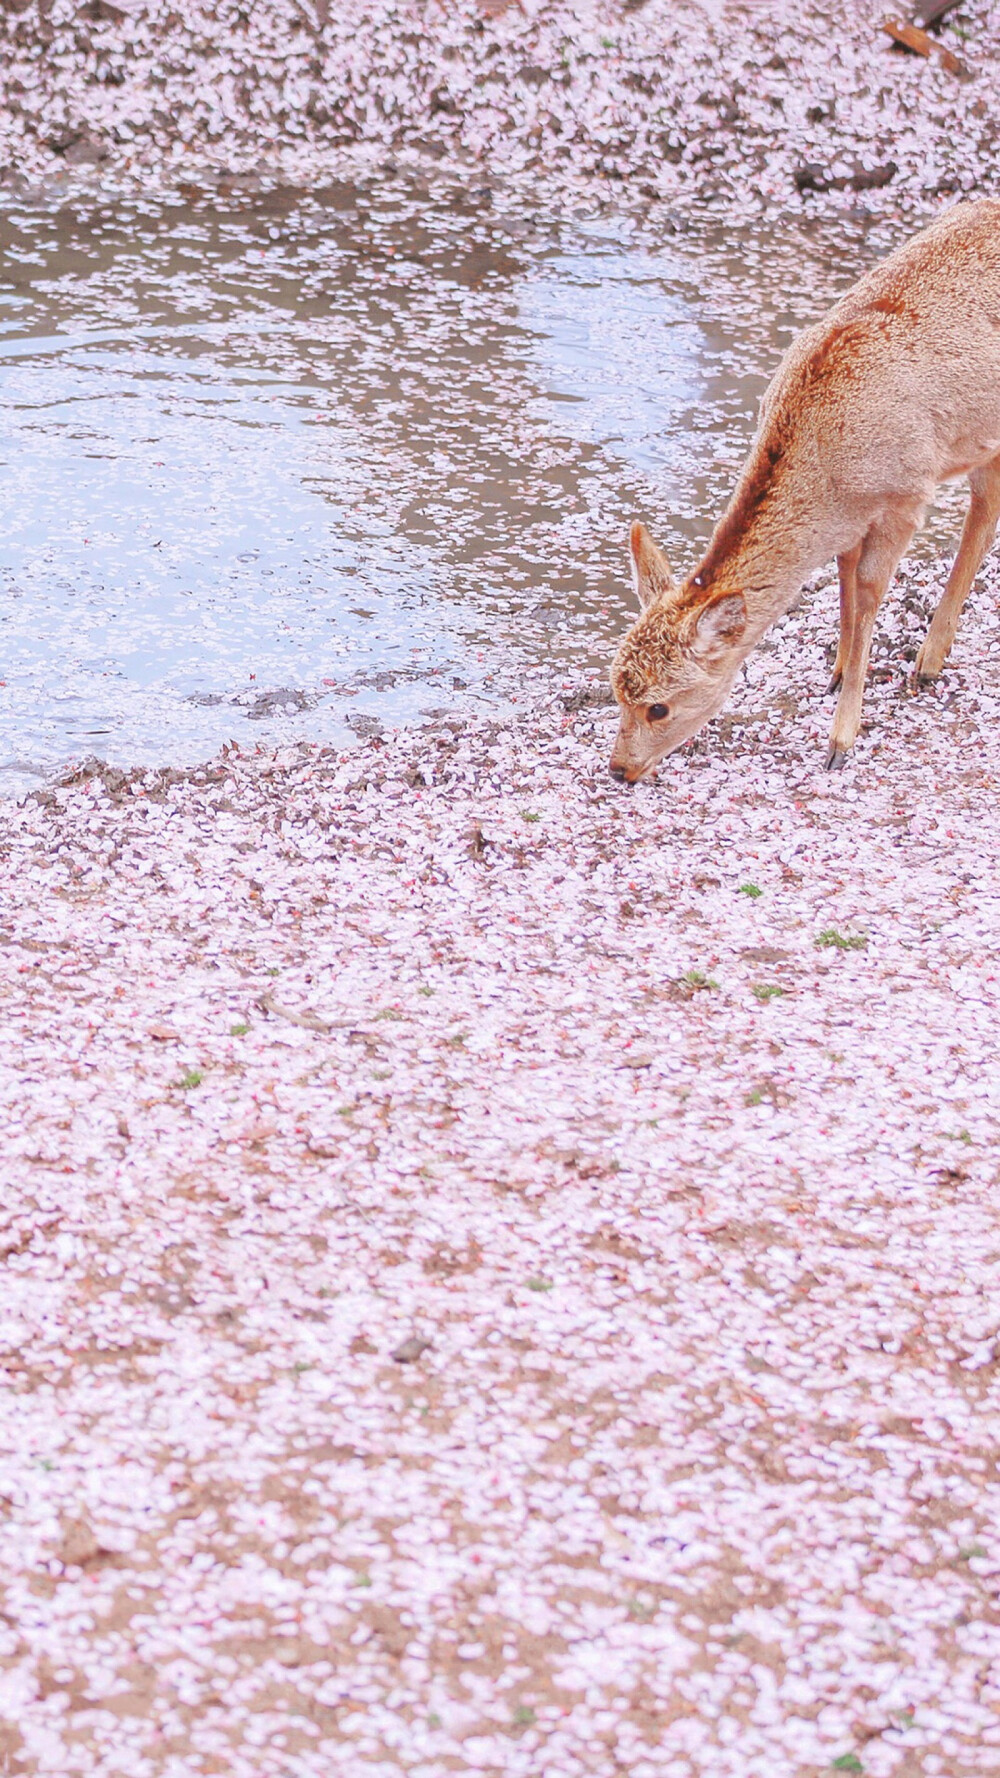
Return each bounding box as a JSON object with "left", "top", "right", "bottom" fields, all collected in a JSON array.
[
  {"left": 689, "top": 593, "right": 747, "bottom": 657},
  {"left": 629, "top": 521, "right": 676, "bottom": 611}
]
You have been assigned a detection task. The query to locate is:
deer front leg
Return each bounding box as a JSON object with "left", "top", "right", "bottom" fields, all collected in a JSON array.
[
  {"left": 915, "top": 455, "right": 1000, "bottom": 684},
  {"left": 827, "top": 542, "right": 863, "bottom": 693},
  {"left": 826, "top": 511, "right": 917, "bottom": 769}
]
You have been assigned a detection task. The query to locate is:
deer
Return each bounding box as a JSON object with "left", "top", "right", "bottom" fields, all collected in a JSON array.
[{"left": 609, "top": 198, "right": 1000, "bottom": 783}]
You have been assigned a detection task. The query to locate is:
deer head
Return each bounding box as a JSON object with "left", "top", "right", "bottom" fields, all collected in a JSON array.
[{"left": 609, "top": 522, "right": 748, "bottom": 784}]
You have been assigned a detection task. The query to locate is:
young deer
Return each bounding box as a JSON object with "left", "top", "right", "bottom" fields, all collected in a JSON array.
[{"left": 610, "top": 199, "right": 1000, "bottom": 783}]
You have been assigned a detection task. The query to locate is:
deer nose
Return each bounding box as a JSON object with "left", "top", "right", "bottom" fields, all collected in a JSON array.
[{"left": 609, "top": 763, "right": 628, "bottom": 783}]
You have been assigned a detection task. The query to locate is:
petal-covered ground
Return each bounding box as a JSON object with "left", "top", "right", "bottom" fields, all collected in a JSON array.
[
  {"left": 2, "top": 554, "right": 1000, "bottom": 1773},
  {"left": 0, "top": 0, "right": 998, "bottom": 220},
  {"left": 2, "top": 3, "right": 1000, "bottom": 1770}
]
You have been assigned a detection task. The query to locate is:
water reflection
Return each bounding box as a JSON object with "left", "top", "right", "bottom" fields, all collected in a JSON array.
[{"left": 0, "top": 177, "right": 951, "bottom": 788}]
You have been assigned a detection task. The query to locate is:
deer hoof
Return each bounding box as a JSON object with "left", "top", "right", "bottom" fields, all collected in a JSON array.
[{"left": 825, "top": 744, "right": 850, "bottom": 771}]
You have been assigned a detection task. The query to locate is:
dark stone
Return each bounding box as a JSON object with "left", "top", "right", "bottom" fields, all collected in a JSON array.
[
  {"left": 849, "top": 162, "right": 897, "bottom": 192},
  {"left": 794, "top": 163, "right": 831, "bottom": 194},
  {"left": 796, "top": 160, "right": 896, "bottom": 196},
  {"left": 562, "top": 684, "right": 615, "bottom": 713},
  {"left": 234, "top": 686, "right": 314, "bottom": 720},
  {"left": 347, "top": 712, "right": 384, "bottom": 738},
  {"left": 913, "top": 0, "right": 961, "bottom": 24},
  {"left": 64, "top": 138, "right": 109, "bottom": 166}
]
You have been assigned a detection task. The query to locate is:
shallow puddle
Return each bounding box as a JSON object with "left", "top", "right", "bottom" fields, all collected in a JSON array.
[{"left": 0, "top": 177, "right": 957, "bottom": 789}]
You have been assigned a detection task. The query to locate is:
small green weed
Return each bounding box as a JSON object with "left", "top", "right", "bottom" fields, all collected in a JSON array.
[
  {"left": 512, "top": 1706, "right": 536, "bottom": 1727},
  {"left": 230, "top": 1022, "right": 248, "bottom": 1037},
  {"left": 682, "top": 969, "right": 719, "bottom": 990},
  {"left": 526, "top": 1277, "right": 553, "bottom": 1293},
  {"left": 739, "top": 883, "right": 762, "bottom": 899},
  {"left": 521, "top": 810, "right": 541, "bottom": 823},
  {"left": 831, "top": 1757, "right": 863, "bottom": 1774},
  {"left": 428, "top": 1713, "right": 443, "bottom": 1729},
  {"left": 627, "top": 1598, "right": 656, "bottom": 1621},
  {"left": 375, "top": 1007, "right": 403, "bottom": 1021},
  {"left": 752, "top": 984, "right": 784, "bottom": 1003},
  {"left": 266, "top": 966, "right": 280, "bottom": 977},
  {"left": 943, "top": 1129, "right": 973, "bottom": 1145},
  {"left": 959, "top": 1543, "right": 987, "bottom": 1560},
  {"left": 177, "top": 1067, "right": 203, "bottom": 1090},
  {"left": 745, "top": 1088, "right": 764, "bottom": 1106},
  {"left": 417, "top": 985, "right": 435, "bottom": 997},
  {"left": 816, "top": 929, "right": 868, "bottom": 951}
]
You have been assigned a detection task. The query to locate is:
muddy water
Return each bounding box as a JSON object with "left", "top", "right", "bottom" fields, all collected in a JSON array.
[{"left": 0, "top": 179, "right": 951, "bottom": 789}]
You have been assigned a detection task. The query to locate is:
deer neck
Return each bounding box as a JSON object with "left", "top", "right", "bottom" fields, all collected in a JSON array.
[{"left": 688, "top": 445, "right": 835, "bottom": 640}]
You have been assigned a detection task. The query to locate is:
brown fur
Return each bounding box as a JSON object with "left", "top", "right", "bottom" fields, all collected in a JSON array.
[
  {"left": 691, "top": 441, "right": 785, "bottom": 597},
  {"left": 609, "top": 199, "right": 1000, "bottom": 782}
]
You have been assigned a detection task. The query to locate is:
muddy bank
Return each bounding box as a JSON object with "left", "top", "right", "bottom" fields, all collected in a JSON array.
[{"left": 1, "top": 0, "right": 997, "bottom": 216}]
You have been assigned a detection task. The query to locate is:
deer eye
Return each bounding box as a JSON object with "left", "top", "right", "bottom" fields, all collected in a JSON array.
[{"left": 647, "top": 702, "right": 670, "bottom": 722}]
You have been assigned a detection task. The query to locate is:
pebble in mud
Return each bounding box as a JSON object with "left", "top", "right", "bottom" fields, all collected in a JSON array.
[
  {"left": 3, "top": 559, "right": 1000, "bottom": 1770},
  {"left": 391, "top": 1335, "right": 434, "bottom": 1364}
]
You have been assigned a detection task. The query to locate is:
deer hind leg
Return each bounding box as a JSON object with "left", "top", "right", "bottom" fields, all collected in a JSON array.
[
  {"left": 827, "top": 508, "right": 918, "bottom": 769},
  {"left": 827, "top": 541, "right": 863, "bottom": 693},
  {"left": 915, "top": 454, "right": 1000, "bottom": 684}
]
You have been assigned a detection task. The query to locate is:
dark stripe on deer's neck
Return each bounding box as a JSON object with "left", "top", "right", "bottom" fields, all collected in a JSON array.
[{"left": 686, "top": 439, "right": 786, "bottom": 601}]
